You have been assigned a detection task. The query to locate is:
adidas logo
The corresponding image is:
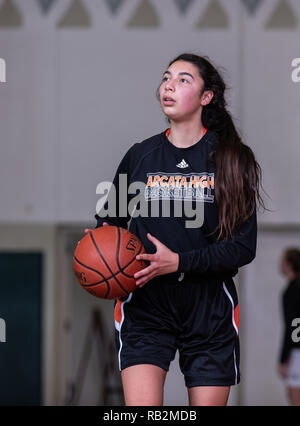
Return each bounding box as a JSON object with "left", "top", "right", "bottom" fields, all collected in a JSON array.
[{"left": 176, "top": 159, "right": 189, "bottom": 168}]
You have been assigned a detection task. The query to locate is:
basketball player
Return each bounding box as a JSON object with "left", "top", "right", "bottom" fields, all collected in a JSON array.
[{"left": 93, "top": 53, "right": 265, "bottom": 406}]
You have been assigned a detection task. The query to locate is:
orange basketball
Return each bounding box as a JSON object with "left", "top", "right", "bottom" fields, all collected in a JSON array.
[{"left": 73, "top": 226, "right": 147, "bottom": 299}]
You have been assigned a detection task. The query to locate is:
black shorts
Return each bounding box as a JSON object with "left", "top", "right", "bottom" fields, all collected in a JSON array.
[{"left": 113, "top": 274, "right": 240, "bottom": 388}]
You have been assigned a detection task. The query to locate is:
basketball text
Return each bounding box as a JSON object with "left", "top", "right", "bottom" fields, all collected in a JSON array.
[
  {"left": 75, "top": 271, "right": 87, "bottom": 284},
  {"left": 126, "top": 238, "right": 138, "bottom": 252}
]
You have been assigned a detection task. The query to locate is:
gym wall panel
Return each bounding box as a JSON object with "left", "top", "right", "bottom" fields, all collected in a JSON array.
[
  {"left": 241, "top": 0, "right": 300, "bottom": 224},
  {"left": 0, "top": 29, "right": 58, "bottom": 222}
]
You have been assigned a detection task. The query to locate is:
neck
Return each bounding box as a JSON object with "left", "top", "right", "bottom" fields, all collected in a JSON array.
[{"left": 168, "top": 121, "right": 205, "bottom": 148}]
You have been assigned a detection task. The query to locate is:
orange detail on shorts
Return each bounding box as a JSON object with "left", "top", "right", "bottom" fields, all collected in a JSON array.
[
  {"left": 114, "top": 299, "right": 122, "bottom": 324},
  {"left": 165, "top": 127, "right": 207, "bottom": 139},
  {"left": 234, "top": 305, "right": 239, "bottom": 331}
]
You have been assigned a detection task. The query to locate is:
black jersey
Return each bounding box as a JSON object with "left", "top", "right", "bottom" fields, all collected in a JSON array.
[
  {"left": 280, "top": 280, "right": 300, "bottom": 363},
  {"left": 95, "top": 128, "right": 257, "bottom": 282}
]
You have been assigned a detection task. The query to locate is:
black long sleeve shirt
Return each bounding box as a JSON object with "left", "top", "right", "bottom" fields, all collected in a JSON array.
[
  {"left": 279, "top": 280, "right": 300, "bottom": 363},
  {"left": 95, "top": 129, "right": 257, "bottom": 283}
]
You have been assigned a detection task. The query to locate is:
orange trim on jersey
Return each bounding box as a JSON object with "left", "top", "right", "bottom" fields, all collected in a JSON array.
[
  {"left": 165, "top": 127, "right": 207, "bottom": 139},
  {"left": 114, "top": 299, "right": 122, "bottom": 324},
  {"left": 234, "top": 305, "right": 239, "bottom": 331}
]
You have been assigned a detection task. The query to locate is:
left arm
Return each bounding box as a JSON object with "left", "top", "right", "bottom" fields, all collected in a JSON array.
[
  {"left": 135, "top": 209, "right": 257, "bottom": 287},
  {"left": 177, "top": 208, "right": 257, "bottom": 274}
]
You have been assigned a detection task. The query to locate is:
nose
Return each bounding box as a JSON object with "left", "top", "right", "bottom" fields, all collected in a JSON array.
[{"left": 165, "top": 78, "right": 175, "bottom": 91}]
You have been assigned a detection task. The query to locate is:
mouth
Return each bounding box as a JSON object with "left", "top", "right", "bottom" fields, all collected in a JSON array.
[{"left": 162, "top": 96, "right": 176, "bottom": 105}]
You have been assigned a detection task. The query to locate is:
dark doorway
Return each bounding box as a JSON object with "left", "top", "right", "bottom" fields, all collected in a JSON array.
[{"left": 0, "top": 252, "right": 42, "bottom": 405}]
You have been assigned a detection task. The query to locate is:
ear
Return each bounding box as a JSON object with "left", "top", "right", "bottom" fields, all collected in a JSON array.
[{"left": 201, "top": 90, "right": 214, "bottom": 106}]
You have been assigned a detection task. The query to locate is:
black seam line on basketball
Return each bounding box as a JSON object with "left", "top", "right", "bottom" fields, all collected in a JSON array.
[
  {"left": 79, "top": 260, "right": 141, "bottom": 288},
  {"left": 116, "top": 229, "right": 144, "bottom": 278},
  {"left": 87, "top": 232, "right": 112, "bottom": 297},
  {"left": 76, "top": 250, "right": 143, "bottom": 288},
  {"left": 75, "top": 254, "right": 131, "bottom": 286},
  {"left": 111, "top": 227, "right": 130, "bottom": 297},
  {"left": 89, "top": 231, "right": 129, "bottom": 296},
  {"left": 117, "top": 228, "right": 143, "bottom": 276},
  {"left": 74, "top": 255, "right": 110, "bottom": 294},
  {"left": 104, "top": 283, "right": 110, "bottom": 299},
  {"left": 74, "top": 256, "right": 106, "bottom": 280}
]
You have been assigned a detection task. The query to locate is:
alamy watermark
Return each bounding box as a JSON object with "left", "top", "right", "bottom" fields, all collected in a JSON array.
[
  {"left": 0, "top": 58, "right": 6, "bottom": 83},
  {"left": 291, "top": 58, "right": 300, "bottom": 83},
  {"left": 0, "top": 318, "right": 6, "bottom": 343},
  {"left": 292, "top": 318, "right": 300, "bottom": 343},
  {"left": 95, "top": 173, "right": 214, "bottom": 229}
]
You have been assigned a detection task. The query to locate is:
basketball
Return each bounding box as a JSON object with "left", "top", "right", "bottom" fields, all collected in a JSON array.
[{"left": 73, "top": 226, "right": 147, "bottom": 299}]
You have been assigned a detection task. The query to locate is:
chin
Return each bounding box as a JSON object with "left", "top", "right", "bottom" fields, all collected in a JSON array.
[{"left": 163, "top": 111, "right": 180, "bottom": 121}]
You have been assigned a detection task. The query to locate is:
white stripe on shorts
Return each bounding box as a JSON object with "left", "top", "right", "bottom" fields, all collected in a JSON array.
[
  {"left": 117, "top": 293, "right": 133, "bottom": 371},
  {"left": 223, "top": 282, "right": 238, "bottom": 385}
]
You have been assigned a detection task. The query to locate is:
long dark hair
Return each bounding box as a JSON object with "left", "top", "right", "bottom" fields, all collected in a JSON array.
[
  {"left": 283, "top": 248, "right": 300, "bottom": 286},
  {"left": 158, "top": 53, "right": 267, "bottom": 240}
]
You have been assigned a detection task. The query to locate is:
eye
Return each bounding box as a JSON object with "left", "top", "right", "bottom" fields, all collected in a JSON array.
[
  {"left": 180, "top": 78, "right": 189, "bottom": 83},
  {"left": 162, "top": 76, "right": 169, "bottom": 82}
]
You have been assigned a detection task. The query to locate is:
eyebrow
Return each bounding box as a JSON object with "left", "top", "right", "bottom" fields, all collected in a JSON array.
[{"left": 163, "top": 70, "right": 195, "bottom": 80}]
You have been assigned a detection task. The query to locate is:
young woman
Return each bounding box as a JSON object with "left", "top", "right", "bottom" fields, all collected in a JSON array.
[
  {"left": 278, "top": 248, "right": 300, "bottom": 406},
  {"left": 93, "top": 53, "right": 264, "bottom": 406}
]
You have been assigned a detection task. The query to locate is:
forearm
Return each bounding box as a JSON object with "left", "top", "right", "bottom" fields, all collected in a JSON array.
[
  {"left": 178, "top": 240, "right": 255, "bottom": 273},
  {"left": 178, "top": 210, "right": 257, "bottom": 274}
]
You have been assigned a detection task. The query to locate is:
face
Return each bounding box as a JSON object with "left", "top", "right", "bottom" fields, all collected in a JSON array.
[{"left": 159, "top": 60, "right": 213, "bottom": 122}]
